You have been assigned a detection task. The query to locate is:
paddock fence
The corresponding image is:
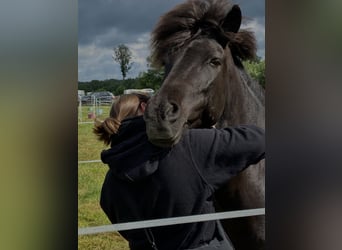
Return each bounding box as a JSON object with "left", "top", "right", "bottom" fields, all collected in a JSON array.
[
  {"left": 78, "top": 208, "right": 265, "bottom": 236},
  {"left": 78, "top": 96, "right": 114, "bottom": 123}
]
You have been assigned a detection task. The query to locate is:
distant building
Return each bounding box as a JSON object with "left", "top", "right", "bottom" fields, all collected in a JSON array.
[
  {"left": 123, "top": 88, "right": 154, "bottom": 96},
  {"left": 78, "top": 90, "right": 85, "bottom": 96}
]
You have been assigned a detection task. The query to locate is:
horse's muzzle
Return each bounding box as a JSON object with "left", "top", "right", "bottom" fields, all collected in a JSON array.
[{"left": 144, "top": 99, "right": 184, "bottom": 147}]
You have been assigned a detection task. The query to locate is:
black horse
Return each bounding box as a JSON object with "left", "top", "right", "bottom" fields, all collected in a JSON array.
[{"left": 144, "top": 0, "right": 265, "bottom": 249}]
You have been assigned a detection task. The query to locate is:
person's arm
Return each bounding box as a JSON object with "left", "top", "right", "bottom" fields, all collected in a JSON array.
[{"left": 188, "top": 125, "right": 265, "bottom": 190}]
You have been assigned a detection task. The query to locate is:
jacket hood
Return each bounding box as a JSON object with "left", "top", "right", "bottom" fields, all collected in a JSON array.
[{"left": 101, "top": 116, "right": 169, "bottom": 182}]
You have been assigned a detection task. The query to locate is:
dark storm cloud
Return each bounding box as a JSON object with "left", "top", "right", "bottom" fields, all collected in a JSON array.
[
  {"left": 237, "top": 0, "right": 265, "bottom": 19},
  {"left": 79, "top": 0, "right": 264, "bottom": 47},
  {"left": 79, "top": 0, "right": 184, "bottom": 47}
]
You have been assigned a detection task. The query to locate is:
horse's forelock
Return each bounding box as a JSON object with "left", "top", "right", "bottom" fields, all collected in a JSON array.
[{"left": 151, "top": 0, "right": 236, "bottom": 66}]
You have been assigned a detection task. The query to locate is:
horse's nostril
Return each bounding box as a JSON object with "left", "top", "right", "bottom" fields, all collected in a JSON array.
[
  {"left": 170, "top": 102, "right": 179, "bottom": 114},
  {"left": 156, "top": 101, "right": 180, "bottom": 122},
  {"left": 166, "top": 101, "right": 180, "bottom": 122}
]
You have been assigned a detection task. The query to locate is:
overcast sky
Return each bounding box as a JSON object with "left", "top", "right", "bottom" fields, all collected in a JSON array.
[{"left": 78, "top": 0, "right": 265, "bottom": 82}]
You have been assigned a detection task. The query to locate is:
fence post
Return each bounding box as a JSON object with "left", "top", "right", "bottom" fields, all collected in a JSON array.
[{"left": 78, "top": 98, "right": 82, "bottom": 122}]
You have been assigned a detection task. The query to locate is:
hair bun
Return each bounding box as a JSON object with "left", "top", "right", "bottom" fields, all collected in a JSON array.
[{"left": 103, "top": 117, "right": 121, "bottom": 135}]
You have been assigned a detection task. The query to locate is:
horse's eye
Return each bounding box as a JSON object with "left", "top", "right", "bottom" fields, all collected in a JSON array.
[{"left": 209, "top": 58, "right": 221, "bottom": 67}]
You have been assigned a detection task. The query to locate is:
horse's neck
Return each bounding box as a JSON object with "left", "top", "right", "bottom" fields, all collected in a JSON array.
[{"left": 217, "top": 68, "right": 265, "bottom": 129}]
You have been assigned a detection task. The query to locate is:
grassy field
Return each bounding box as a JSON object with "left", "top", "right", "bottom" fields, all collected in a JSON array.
[{"left": 78, "top": 105, "right": 129, "bottom": 250}]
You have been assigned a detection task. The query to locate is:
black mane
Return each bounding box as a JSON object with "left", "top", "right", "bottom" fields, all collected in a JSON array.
[{"left": 151, "top": 0, "right": 256, "bottom": 67}]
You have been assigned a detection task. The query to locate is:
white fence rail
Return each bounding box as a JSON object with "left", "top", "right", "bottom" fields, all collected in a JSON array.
[
  {"left": 78, "top": 159, "right": 102, "bottom": 164},
  {"left": 78, "top": 208, "right": 265, "bottom": 236}
]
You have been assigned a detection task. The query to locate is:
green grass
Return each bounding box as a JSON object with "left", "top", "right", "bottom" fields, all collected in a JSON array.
[
  {"left": 78, "top": 105, "right": 129, "bottom": 250},
  {"left": 78, "top": 233, "right": 129, "bottom": 250},
  {"left": 78, "top": 124, "right": 106, "bottom": 161}
]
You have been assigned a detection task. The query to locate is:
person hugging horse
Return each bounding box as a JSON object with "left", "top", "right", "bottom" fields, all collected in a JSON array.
[{"left": 93, "top": 93, "right": 264, "bottom": 250}]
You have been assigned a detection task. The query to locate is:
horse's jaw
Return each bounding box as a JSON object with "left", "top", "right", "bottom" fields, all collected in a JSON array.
[
  {"left": 145, "top": 125, "right": 184, "bottom": 148},
  {"left": 144, "top": 113, "right": 218, "bottom": 148}
]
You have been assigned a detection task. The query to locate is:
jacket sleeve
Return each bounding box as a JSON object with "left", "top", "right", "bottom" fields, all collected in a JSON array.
[{"left": 187, "top": 125, "right": 265, "bottom": 190}]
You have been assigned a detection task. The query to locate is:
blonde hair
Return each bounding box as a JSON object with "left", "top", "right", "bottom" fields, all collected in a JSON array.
[{"left": 93, "top": 93, "right": 149, "bottom": 145}]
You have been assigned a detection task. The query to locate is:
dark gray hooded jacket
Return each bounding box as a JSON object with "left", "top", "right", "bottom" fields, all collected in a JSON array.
[{"left": 100, "top": 116, "right": 264, "bottom": 250}]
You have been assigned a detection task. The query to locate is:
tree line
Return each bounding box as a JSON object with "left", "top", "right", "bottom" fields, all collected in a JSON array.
[
  {"left": 78, "top": 44, "right": 265, "bottom": 96},
  {"left": 78, "top": 68, "right": 164, "bottom": 96}
]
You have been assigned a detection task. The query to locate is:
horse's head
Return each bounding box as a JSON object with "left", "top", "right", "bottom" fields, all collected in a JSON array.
[{"left": 144, "top": 0, "right": 256, "bottom": 147}]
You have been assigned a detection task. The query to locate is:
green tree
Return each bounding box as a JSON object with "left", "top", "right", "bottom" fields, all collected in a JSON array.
[
  {"left": 138, "top": 69, "right": 164, "bottom": 90},
  {"left": 136, "top": 55, "right": 164, "bottom": 90},
  {"left": 243, "top": 58, "right": 265, "bottom": 88},
  {"left": 113, "top": 44, "right": 133, "bottom": 80}
]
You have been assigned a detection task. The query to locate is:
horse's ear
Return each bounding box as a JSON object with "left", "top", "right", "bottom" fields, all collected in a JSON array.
[{"left": 221, "top": 5, "right": 241, "bottom": 33}]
